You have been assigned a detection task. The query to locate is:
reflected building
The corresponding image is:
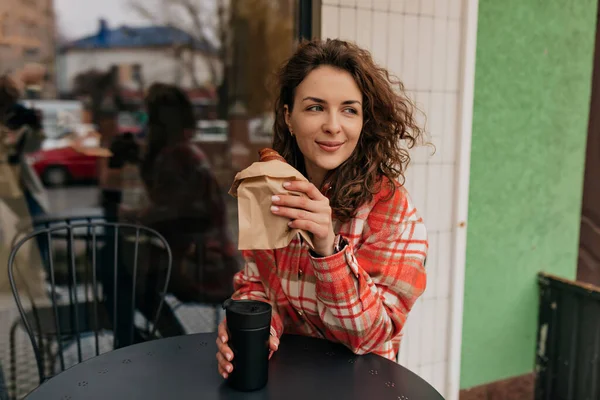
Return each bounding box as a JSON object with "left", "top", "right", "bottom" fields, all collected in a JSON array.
[{"left": 0, "top": 0, "right": 57, "bottom": 98}]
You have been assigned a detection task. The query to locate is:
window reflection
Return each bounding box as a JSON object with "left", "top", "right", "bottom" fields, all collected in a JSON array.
[{"left": 0, "top": 1, "right": 297, "bottom": 397}]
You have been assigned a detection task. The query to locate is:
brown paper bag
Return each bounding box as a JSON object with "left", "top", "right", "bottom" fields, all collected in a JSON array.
[{"left": 229, "top": 160, "right": 314, "bottom": 250}]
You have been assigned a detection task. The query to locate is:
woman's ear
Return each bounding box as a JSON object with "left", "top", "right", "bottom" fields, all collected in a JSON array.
[{"left": 284, "top": 105, "right": 291, "bottom": 130}]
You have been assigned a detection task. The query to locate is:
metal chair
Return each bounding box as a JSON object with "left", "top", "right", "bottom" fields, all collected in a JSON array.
[
  {"left": 0, "top": 363, "right": 7, "bottom": 400},
  {"left": 8, "top": 215, "right": 107, "bottom": 400},
  {"left": 11, "top": 214, "right": 107, "bottom": 293},
  {"left": 7, "top": 221, "right": 173, "bottom": 397}
]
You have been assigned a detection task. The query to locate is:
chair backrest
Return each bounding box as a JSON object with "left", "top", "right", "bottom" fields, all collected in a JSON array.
[
  {"left": 11, "top": 213, "right": 106, "bottom": 250},
  {"left": 10, "top": 214, "right": 107, "bottom": 311},
  {"left": 12, "top": 211, "right": 105, "bottom": 243},
  {"left": 8, "top": 221, "right": 173, "bottom": 382}
]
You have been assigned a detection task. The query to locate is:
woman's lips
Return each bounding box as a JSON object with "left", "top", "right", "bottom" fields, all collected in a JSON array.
[{"left": 316, "top": 141, "right": 345, "bottom": 152}]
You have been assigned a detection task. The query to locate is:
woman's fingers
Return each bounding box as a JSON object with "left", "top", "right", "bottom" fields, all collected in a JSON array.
[
  {"left": 216, "top": 351, "right": 231, "bottom": 370},
  {"left": 216, "top": 320, "right": 233, "bottom": 379},
  {"left": 269, "top": 335, "right": 280, "bottom": 352},
  {"left": 271, "top": 181, "right": 332, "bottom": 227},
  {"left": 271, "top": 205, "right": 327, "bottom": 224},
  {"left": 217, "top": 320, "right": 229, "bottom": 344},
  {"left": 218, "top": 335, "right": 280, "bottom": 376},
  {"left": 271, "top": 194, "right": 322, "bottom": 213},
  {"left": 271, "top": 182, "right": 334, "bottom": 244},
  {"left": 218, "top": 320, "right": 280, "bottom": 378},
  {"left": 270, "top": 202, "right": 331, "bottom": 225},
  {"left": 216, "top": 352, "right": 233, "bottom": 378},
  {"left": 216, "top": 321, "right": 233, "bottom": 361},
  {"left": 287, "top": 219, "right": 330, "bottom": 240},
  {"left": 282, "top": 180, "right": 327, "bottom": 201},
  {"left": 268, "top": 335, "right": 280, "bottom": 360},
  {"left": 216, "top": 336, "right": 233, "bottom": 362}
]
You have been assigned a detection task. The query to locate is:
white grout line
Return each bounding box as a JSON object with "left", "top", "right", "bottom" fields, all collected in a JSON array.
[{"left": 447, "top": 0, "right": 479, "bottom": 399}]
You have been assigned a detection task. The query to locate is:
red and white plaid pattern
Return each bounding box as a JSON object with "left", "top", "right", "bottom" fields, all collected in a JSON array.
[{"left": 232, "top": 182, "right": 428, "bottom": 360}]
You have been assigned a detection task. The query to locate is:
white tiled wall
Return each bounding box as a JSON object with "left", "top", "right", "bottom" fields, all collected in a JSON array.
[{"left": 321, "top": 0, "right": 466, "bottom": 398}]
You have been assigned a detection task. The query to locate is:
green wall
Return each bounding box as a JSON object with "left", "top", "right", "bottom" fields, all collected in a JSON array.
[{"left": 461, "top": 0, "right": 597, "bottom": 389}]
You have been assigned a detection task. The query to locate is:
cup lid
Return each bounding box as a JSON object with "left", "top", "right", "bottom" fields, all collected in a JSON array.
[{"left": 223, "top": 299, "right": 272, "bottom": 330}]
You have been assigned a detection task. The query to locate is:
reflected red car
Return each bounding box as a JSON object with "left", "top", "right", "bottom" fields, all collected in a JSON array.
[{"left": 27, "top": 146, "right": 99, "bottom": 187}]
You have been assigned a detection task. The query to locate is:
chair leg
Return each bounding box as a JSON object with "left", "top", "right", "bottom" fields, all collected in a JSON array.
[
  {"left": 214, "top": 305, "right": 220, "bottom": 332},
  {"left": 39, "top": 337, "right": 53, "bottom": 380},
  {"left": 37, "top": 335, "right": 45, "bottom": 382},
  {"left": 9, "top": 321, "right": 19, "bottom": 400},
  {"left": 46, "top": 338, "right": 58, "bottom": 377}
]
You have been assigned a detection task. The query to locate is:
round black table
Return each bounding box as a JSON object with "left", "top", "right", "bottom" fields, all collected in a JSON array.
[{"left": 25, "top": 333, "right": 444, "bottom": 400}]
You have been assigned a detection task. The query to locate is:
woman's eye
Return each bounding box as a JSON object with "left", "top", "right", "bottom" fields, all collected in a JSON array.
[
  {"left": 343, "top": 108, "right": 358, "bottom": 115},
  {"left": 306, "top": 105, "right": 323, "bottom": 112}
]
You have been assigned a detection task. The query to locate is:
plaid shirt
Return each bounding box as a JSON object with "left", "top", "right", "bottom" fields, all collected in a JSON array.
[{"left": 232, "top": 182, "right": 428, "bottom": 360}]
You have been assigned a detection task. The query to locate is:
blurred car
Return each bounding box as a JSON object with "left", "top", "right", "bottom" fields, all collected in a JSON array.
[{"left": 26, "top": 146, "right": 99, "bottom": 187}]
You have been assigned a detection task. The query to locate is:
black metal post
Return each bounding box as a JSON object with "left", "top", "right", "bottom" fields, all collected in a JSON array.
[{"left": 298, "top": 0, "right": 313, "bottom": 40}]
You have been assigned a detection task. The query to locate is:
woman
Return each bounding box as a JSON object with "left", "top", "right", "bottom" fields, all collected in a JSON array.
[
  {"left": 137, "top": 83, "right": 238, "bottom": 306},
  {"left": 217, "top": 39, "right": 428, "bottom": 378},
  {"left": 113, "top": 83, "right": 238, "bottom": 346}
]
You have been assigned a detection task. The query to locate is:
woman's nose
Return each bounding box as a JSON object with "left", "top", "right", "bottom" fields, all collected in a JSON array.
[{"left": 322, "top": 113, "right": 341, "bottom": 134}]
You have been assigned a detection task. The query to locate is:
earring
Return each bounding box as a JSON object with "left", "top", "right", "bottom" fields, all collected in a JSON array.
[{"left": 289, "top": 128, "right": 294, "bottom": 137}]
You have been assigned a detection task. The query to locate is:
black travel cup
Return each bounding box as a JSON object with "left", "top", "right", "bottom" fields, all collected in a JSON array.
[{"left": 223, "top": 299, "right": 272, "bottom": 391}]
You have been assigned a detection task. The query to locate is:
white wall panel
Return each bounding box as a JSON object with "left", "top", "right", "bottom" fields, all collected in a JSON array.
[{"left": 320, "top": 1, "right": 472, "bottom": 398}]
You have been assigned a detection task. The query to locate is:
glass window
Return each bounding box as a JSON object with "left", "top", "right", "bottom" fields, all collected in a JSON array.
[{"left": 0, "top": 1, "right": 299, "bottom": 398}]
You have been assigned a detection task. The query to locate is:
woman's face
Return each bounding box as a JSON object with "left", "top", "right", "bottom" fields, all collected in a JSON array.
[{"left": 285, "top": 66, "right": 363, "bottom": 185}]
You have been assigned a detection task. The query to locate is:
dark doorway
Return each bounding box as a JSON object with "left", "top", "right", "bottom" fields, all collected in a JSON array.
[{"left": 578, "top": 5, "right": 600, "bottom": 286}]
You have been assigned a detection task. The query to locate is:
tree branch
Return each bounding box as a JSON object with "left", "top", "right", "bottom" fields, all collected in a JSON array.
[{"left": 128, "top": 0, "right": 225, "bottom": 87}]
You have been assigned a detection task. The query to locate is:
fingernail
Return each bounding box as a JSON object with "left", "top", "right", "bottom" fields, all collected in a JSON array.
[
  {"left": 226, "top": 353, "right": 232, "bottom": 361},
  {"left": 221, "top": 336, "right": 227, "bottom": 343},
  {"left": 283, "top": 182, "right": 290, "bottom": 188},
  {"left": 271, "top": 195, "right": 280, "bottom": 202},
  {"left": 226, "top": 365, "right": 232, "bottom": 373},
  {"left": 287, "top": 221, "right": 292, "bottom": 227},
  {"left": 271, "top": 205, "right": 279, "bottom": 212},
  {"left": 222, "top": 372, "right": 228, "bottom": 379}
]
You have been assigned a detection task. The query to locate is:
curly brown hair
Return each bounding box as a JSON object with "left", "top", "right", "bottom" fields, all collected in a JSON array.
[{"left": 272, "top": 39, "right": 425, "bottom": 222}]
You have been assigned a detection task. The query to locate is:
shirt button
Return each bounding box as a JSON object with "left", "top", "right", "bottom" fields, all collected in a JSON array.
[
  {"left": 298, "top": 269, "right": 303, "bottom": 276},
  {"left": 297, "top": 310, "right": 303, "bottom": 317}
]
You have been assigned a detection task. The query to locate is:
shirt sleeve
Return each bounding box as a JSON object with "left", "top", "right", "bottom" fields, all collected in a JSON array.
[
  {"left": 309, "top": 186, "right": 428, "bottom": 354},
  {"left": 231, "top": 250, "right": 284, "bottom": 338}
]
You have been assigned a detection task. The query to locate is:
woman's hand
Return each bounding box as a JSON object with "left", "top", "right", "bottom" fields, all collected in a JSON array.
[
  {"left": 216, "top": 319, "right": 280, "bottom": 379},
  {"left": 270, "top": 180, "right": 336, "bottom": 257}
]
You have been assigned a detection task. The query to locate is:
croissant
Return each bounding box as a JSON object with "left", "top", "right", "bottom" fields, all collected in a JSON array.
[{"left": 258, "top": 148, "right": 287, "bottom": 163}]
